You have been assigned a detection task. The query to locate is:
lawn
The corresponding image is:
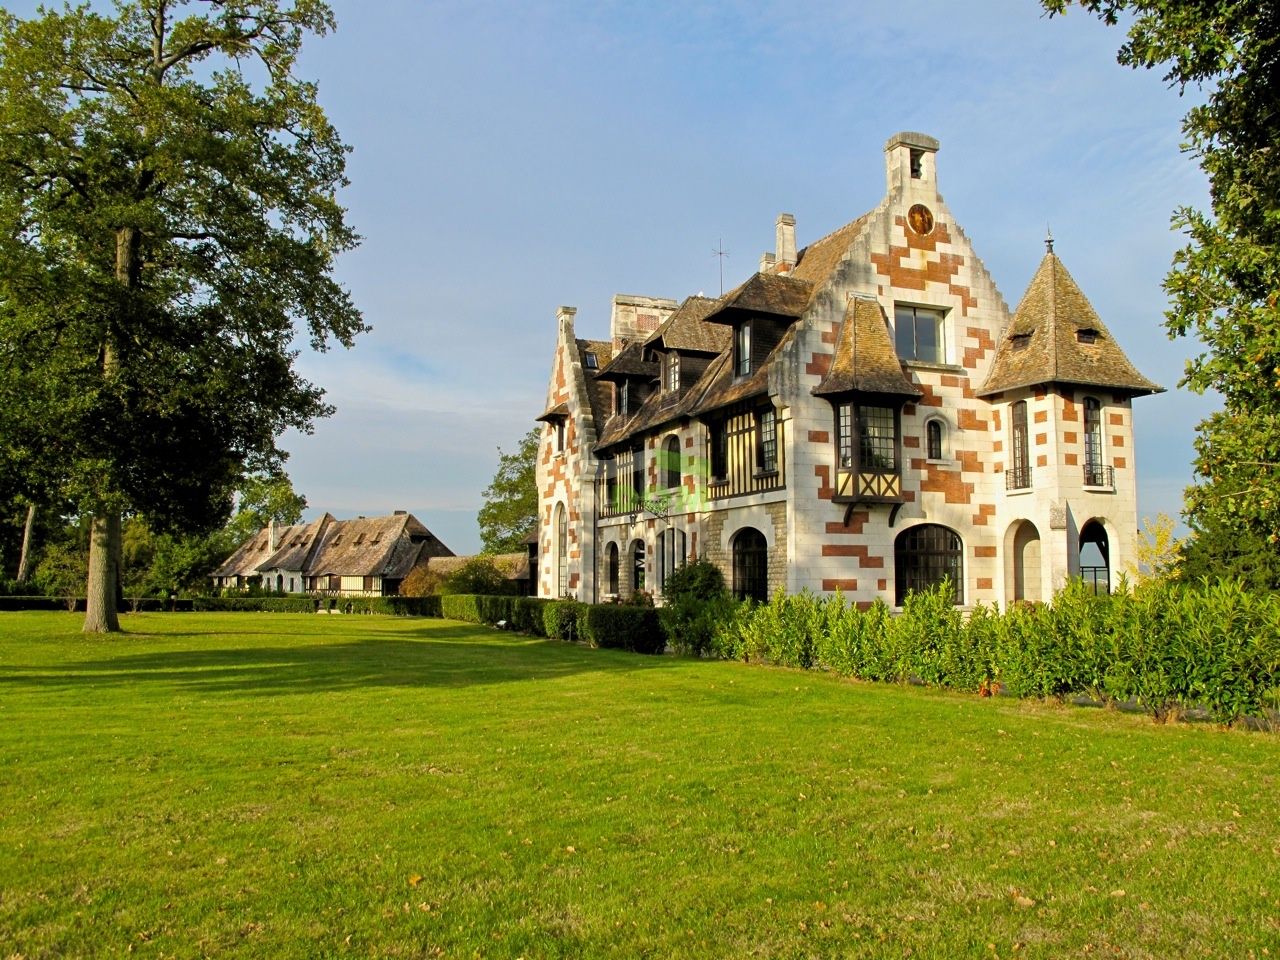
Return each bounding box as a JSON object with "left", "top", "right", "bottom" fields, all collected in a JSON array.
[{"left": 0, "top": 612, "right": 1277, "bottom": 959}]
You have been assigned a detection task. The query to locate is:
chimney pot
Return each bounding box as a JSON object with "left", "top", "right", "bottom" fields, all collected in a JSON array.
[{"left": 759, "top": 251, "right": 777, "bottom": 274}]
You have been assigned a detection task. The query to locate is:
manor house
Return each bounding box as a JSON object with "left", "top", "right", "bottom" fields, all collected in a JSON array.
[{"left": 535, "top": 132, "right": 1161, "bottom": 608}]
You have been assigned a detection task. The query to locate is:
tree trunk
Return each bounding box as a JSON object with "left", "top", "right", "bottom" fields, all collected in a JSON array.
[
  {"left": 16, "top": 501, "right": 36, "bottom": 582},
  {"left": 84, "top": 512, "right": 121, "bottom": 633}
]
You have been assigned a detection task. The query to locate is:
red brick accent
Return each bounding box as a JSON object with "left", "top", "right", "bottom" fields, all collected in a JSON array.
[
  {"left": 962, "top": 326, "right": 996, "bottom": 370},
  {"left": 1035, "top": 432, "right": 1047, "bottom": 446},
  {"left": 806, "top": 353, "right": 832, "bottom": 377},
  {"left": 1114, "top": 456, "right": 1127, "bottom": 469},
  {"left": 856, "top": 600, "right": 875, "bottom": 611},
  {"left": 957, "top": 408, "right": 986, "bottom": 431},
  {"left": 941, "top": 374, "right": 961, "bottom": 388},
  {"left": 1034, "top": 410, "right": 1048, "bottom": 424},
  {"left": 808, "top": 430, "right": 830, "bottom": 444},
  {"left": 877, "top": 579, "right": 887, "bottom": 591},
  {"left": 903, "top": 403, "right": 916, "bottom": 416},
  {"left": 821, "top": 327, "right": 838, "bottom": 345},
  {"left": 1033, "top": 386, "right": 1048, "bottom": 400},
  {"left": 916, "top": 382, "right": 943, "bottom": 408},
  {"left": 1065, "top": 452, "right": 1079, "bottom": 466},
  {"left": 920, "top": 463, "right": 976, "bottom": 504},
  {"left": 992, "top": 409, "right": 1003, "bottom": 430},
  {"left": 823, "top": 578, "right": 859, "bottom": 592},
  {"left": 826, "top": 514, "right": 868, "bottom": 535},
  {"left": 972, "top": 503, "right": 996, "bottom": 527},
  {"left": 1063, "top": 431, "right": 1078, "bottom": 444},
  {"left": 904, "top": 435, "right": 920, "bottom": 449},
  {"left": 993, "top": 440, "right": 1003, "bottom": 453},
  {"left": 1037, "top": 454, "right": 1048, "bottom": 467},
  {"left": 977, "top": 577, "right": 993, "bottom": 590},
  {"left": 821, "top": 543, "right": 884, "bottom": 568},
  {"left": 973, "top": 545, "right": 996, "bottom": 558},
  {"left": 685, "top": 436, "right": 694, "bottom": 448},
  {"left": 1062, "top": 397, "right": 1079, "bottom": 423},
  {"left": 569, "top": 573, "right": 579, "bottom": 588},
  {"left": 1109, "top": 412, "right": 1124, "bottom": 426},
  {"left": 815, "top": 465, "right": 834, "bottom": 500},
  {"left": 957, "top": 450, "right": 984, "bottom": 474},
  {"left": 1112, "top": 434, "right": 1125, "bottom": 448}
]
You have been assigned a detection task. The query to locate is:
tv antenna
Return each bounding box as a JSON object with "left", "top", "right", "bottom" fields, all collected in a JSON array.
[{"left": 712, "top": 238, "right": 729, "bottom": 295}]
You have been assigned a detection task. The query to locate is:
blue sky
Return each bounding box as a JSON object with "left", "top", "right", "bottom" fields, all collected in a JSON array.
[{"left": 12, "top": 1, "right": 1219, "bottom": 553}]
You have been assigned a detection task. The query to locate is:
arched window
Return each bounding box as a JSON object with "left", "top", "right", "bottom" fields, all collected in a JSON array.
[
  {"left": 894, "top": 524, "right": 963, "bottom": 605},
  {"left": 657, "top": 528, "right": 686, "bottom": 591},
  {"left": 1079, "top": 520, "right": 1110, "bottom": 595},
  {"left": 732, "top": 527, "right": 768, "bottom": 602},
  {"left": 664, "top": 435, "right": 681, "bottom": 490},
  {"left": 631, "top": 539, "right": 646, "bottom": 593},
  {"left": 555, "top": 503, "right": 568, "bottom": 597},
  {"left": 926, "top": 419, "right": 943, "bottom": 460},
  {"left": 1009, "top": 400, "right": 1030, "bottom": 489},
  {"left": 606, "top": 542, "right": 619, "bottom": 595},
  {"left": 1084, "top": 397, "right": 1104, "bottom": 485}
]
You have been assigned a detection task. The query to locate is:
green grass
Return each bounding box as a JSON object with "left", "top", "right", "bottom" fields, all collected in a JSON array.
[{"left": 1, "top": 613, "right": 1277, "bottom": 959}]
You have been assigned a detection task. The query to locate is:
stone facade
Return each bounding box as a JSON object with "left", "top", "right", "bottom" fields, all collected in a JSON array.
[{"left": 534, "top": 133, "right": 1161, "bottom": 608}]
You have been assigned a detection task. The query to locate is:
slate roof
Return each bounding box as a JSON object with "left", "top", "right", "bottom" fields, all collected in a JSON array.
[
  {"left": 978, "top": 251, "right": 1163, "bottom": 397},
  {"left": 644, "top": 296, "right": 729, "bottom": 354},
  {"left": 814, "top": 296, "right": 922, "bottom": 399}
]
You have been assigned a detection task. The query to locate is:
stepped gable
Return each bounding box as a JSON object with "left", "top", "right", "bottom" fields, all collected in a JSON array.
[
  {"left": 979, "top": 250, "right": 1162, "bottom": 397},
  {"left": 813, "top": 295, "right": 922, "bottom": 399},
  {"left": 644, "top": 295, "right": 728, "bottom": 355}
]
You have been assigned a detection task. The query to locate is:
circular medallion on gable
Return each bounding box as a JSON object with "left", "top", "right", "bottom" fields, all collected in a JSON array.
[{"left": 907, "top": 204, "right": 935, "bottom": 236}]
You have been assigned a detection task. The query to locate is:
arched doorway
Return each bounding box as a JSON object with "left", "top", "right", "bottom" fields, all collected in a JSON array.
[
  {"left": 895, "top": 524, "right": 964, "bottom": 605},
  {"left": 631, "top": 539, "right": 646, "bottom": 594},
  {"left": 605, "top": 542, "right": 619, "bottom": 596},
  {"left": 1079, "top": 520, "right": 1110, "bottom": 595},
  {"left": 1009, "top": 520, "right": 1042, "bottom": 603},
  {"left": 732, "top": 527, "right": 768, "bottom": 602}
]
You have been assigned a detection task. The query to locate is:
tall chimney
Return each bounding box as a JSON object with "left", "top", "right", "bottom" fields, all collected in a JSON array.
[
  {"left": 775, "top": 213, "right": 796, "bottom": 271},
  {"left": 268, "top": 518, "right": 278, "bottom": 550},
  {"left": 759, "top": 251, "right": 777, "bottom": 274}
]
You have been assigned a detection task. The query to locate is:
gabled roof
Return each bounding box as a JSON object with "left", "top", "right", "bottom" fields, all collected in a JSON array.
[
  {"left": 705, "top": 272, "right": 814, "bottom": 323},
  {"left": 688, "top": 326, "right": 798, "bottom": 417},
  {"left": 257, "top": 514, "right": 334, "bottom": 573},
  {"left": 814, "top": 296, "right": 922, "bottom": 399},
  {"left": 978, "top": 251, "right": 1162, "bottom": 397},
  {"left": 644, "top": 296, "right": 729, "bottom": 354},
  {"left": 595, "top": 339, "right": 658, "bottom": 380},
  {"left": 576, "top": 338, "right": 614, "bottom": 428},
  {"left": 788, "top": 213, "right": 873, "bottom": 287},
  {"left": 307, "top": 513, "right": 450, "bottom": 580},
  {"left": 213, "top": 521, "right": 311, "bottom": 578}
]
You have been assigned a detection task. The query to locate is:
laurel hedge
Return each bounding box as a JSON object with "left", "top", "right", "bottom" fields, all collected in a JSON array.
[{"left": 710, "top": 578, "right": 1280, "bottom": 727}]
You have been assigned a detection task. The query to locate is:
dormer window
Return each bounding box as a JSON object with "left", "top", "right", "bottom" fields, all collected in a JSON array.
[
  {"left": 617, "top": 380, "right": 630, "bottom": 417},
  {"left": 735, "top": 322, "right": 751, "bottom": 377},
  {"left": 1077, "top": 328, "right": 1099, "bottom": 344},
  {"left": 584, "top": 351, "right": 598, "bottom": 369},
  {"left": 665, "top": 353, "right": 680, "bottom": 393},
  {"left": 1011, "top": 333, "right": 1031, "bottom": 352}
]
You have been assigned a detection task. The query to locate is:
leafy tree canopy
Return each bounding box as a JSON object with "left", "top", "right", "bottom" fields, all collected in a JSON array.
[
  {"left": 0, "top": 0, "right": 363, "bottom": 630},
  {"left": 477, "top": 428, "right": 539, "bottom": 554},
  {"left": 1041, "top": 1, "right": 1280, "bottom": 564}
]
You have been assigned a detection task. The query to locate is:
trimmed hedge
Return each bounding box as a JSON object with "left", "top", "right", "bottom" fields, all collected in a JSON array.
[
  {"left": 193, "top": 596, "right": 319, "bottom": 613},
  {"left": 439, "top": 594, "right": 665, "bottom": 653},
  {"left": 579, "top": 604, "right": 664, "bottom": 654},
  {"left": 710, "top": 578, "right": 1280, "bottom": 726}
]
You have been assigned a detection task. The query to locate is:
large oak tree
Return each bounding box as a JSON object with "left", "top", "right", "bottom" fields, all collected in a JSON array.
[
  {"left": 0, "top": 0, "right": 364, "bottom": 630},
  {"left": 1042, "top": 1, "right": 1280, "bottom": 579}
]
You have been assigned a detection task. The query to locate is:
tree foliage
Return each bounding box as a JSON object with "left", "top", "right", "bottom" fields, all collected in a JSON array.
[
  {"left": 1041, "top": 1, "right": 1280, "bottom": 568},
  {"left": 477, "top": 428, "right": 539, "bottom": 554},
  {"left": 0, "top": 0, "right": 362, "bottom": 631}
]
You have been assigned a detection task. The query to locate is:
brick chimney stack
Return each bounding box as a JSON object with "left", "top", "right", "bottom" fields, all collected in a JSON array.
[{"left": 775, "top": 213, "right": 796, "bottom": 272}]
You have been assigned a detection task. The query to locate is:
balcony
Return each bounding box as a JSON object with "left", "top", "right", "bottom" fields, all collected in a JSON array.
[
  {"left": 1083, "top": 464, "right": 1115, "bottom": 489},
  {"left": 832, "top": 467, "right": 903, "bottom": 504},
  {"left": 1005, "top": 465, "right": 1032, "bottom": 491}
]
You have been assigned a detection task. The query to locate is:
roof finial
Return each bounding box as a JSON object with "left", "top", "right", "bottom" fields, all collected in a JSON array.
[{"left": 1045, "top": 225, "right": 1054, "bottom": 254}]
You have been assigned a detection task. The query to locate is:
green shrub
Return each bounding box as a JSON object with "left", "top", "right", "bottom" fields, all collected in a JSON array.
[
  {"left": 543, "top": 599, "right": 582, "bottom": 640},
  {"left": 438, "top": 557, "right": 519, "bottom": 596},
  {"left": 580, "top": 604, "right": 663, "bottom": 653},
  {"left": 440, "top": 594, "right": 482, "bottom": 623},
  {"left": 659, "top": 558, "right": 730, "bottom": 656}
]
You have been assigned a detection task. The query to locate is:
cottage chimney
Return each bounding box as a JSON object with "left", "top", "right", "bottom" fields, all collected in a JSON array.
[
  {"left": 775, "top": 214, "right": 796, "bottom": 271},
  {"left": 268, "top": 519, "right": 279, "bottom": 550},
  {"left": 759, "top": 251, "right": 777, "bottom": 274},
  {"left": 393, "top": 509, "right": 407, "bottom": 516},
  {"left": 884, "top": 131, "right": 940, "bottom": 196},
  {"left": 609, "top": 294, "right": 678, "bottom": 350}
]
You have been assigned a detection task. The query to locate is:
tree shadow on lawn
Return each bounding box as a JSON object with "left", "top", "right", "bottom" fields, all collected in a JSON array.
[{"left": 0, "top": 626, "right": 669, "bottom": 695}]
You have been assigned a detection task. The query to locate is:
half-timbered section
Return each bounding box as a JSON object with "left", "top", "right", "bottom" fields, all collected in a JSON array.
[{"left": 535, "top": 132, "right": 1161, "bottom": 608}]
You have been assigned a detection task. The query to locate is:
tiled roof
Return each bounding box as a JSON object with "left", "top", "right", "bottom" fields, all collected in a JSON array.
[
  {"left": 595, "top": 339, "right": 658, "bottom": 380},
  {"left": 644, "top": 296, "right": 729, "bottom": 354},
  {"left": 978, "top": 251, "right": 1162, "bottom": 397},
  {"left": 705, "top": 272, "right": 814, "bottom": 323},
  {"left": 257, "top": 514, "right": 334, "bottom": 573},
  {"left": 814, "top": 296, "right": 922, "bottom": 398},
  {"left": 577, "top": 339, "right": 614, "bottom": 427},
  {"left": 788, "top": 214, "right": 872, "bottom": 286},
  {"left": 688, "top": 327, "right": 797, "bottom": 417}
]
